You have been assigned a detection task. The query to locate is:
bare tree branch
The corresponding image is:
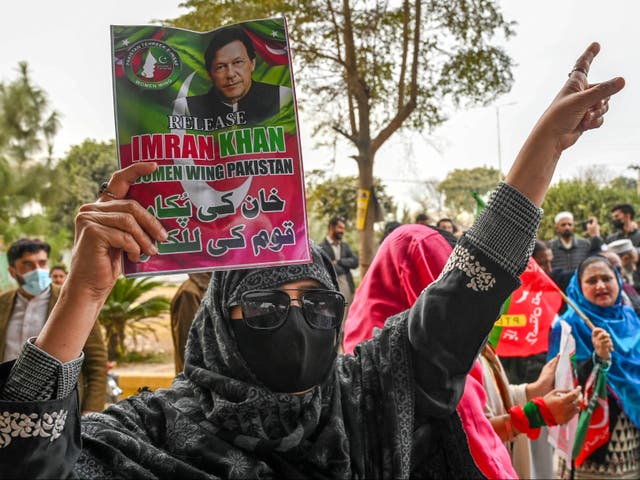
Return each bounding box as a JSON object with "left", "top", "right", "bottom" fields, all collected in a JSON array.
[
  {"left": 332, "top": 125, "right": 357, "bottom": 143},
  {"left": 397, "top": 0, "right": 410, "bottom": 108}
]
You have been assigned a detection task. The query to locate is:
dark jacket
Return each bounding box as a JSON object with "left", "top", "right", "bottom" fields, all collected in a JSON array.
[
  {"left": 186, "top": 81, "right": 281, "bottom": 125},
  {"left": 0, "top": 236, "right": 519, "bottom": 479},
  {"left": 0, "top": 285, "right": 107, "bottom": 412},
  {"left": 548, "top": 234, "right": 602, "bottom": 272},
  {"left": 606, "top": 228, "right": 640, "bottom": 247},
  {"left": 319, "top": 238, "right": 359, "bottom": 294}
]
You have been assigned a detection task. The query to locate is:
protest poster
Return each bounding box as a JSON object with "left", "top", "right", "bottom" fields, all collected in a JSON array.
[{"left": 110, "top": 18, "right": 310, "bottom": 276}]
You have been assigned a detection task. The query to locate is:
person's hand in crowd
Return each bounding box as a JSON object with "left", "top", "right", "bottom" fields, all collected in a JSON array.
[
  {"left": 592, "top": 327, "right": 614, "bottom": 360},
  {"left": 505, "top": 42, "right": 624, "bottom": 207},
  {"left": 526, "top": 355, "right": 559, "bottom": 399},
  {"left": 586, "top": 216, "right": 601, "bottom": 237},
  {"left": 543, "top": 387, "right": 583, "bottom": 425}
]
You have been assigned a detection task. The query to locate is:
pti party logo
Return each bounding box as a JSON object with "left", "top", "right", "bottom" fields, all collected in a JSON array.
[{"left": 124, "top": 40, "right": 181, "bottom": 89}]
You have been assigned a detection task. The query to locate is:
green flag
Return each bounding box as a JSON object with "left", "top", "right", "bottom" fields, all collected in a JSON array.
[{"left": 572, "top": 363, "right": 610, "bottom": 466}]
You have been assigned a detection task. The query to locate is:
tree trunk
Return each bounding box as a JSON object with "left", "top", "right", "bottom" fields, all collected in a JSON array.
[
  {"left": 106, "top": 321, "right": 127, "bottom": 361},
  {"left": 106, "top": 326, "right": 119, "bottom": 361},
  {"left": 357, "top": 151, "right": 375, "bottom": 279},
  {"left": 115, "top": 322, "right": 127, "bottom": 361}
]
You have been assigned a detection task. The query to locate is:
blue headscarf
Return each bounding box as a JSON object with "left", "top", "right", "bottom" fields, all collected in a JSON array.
[{"left": 548, "top": 259, "right": 640, "bottom": 428}]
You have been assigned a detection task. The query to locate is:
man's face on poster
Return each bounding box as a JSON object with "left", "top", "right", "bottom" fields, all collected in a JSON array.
[{"left": 209, "top": 40, "right": 256, "bottom": 104}]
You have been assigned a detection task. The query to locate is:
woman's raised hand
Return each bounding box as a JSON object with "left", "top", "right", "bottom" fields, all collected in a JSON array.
[
  {"left": 543, "top": 387, "right": 583, "bottom": 425},
  {"left": 36, "top": 163, "right": 167, "bottom": 362},
  {"left": 526, "top": 355, "right": 559, "bottom": 399},
  {"left": 68, "top": 163, "right": 167, "bottom": 301},
  {"left": 505, "top": 43, "right": 625, "bottom": 207},
  {"left": 540, "top": 42, "right": 624, "bottom": 153}
]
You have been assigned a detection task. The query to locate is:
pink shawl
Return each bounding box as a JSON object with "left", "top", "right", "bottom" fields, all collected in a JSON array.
[{"left": 344, "top": 224, "right": 517, "bottom": 479}]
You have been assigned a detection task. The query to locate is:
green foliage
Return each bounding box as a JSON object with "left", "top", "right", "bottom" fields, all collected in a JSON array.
[
  {"left": 46, "top": 139, "right": 118, "bottom": 234},
  {"left": 98, "top": 277, "right": 171, "bottom": 361},
  {"left": 120, "top": 350, "right": 172, "bottom": 364},
  {"left": 305, "top": 170, "right": 393, "bottom": 222},
  {"left": 305, "top": 169, "right": 395, "bottom": 252},
  {"left": 163, "top": 0, "right": 285, "bottom": 32},
  {"left": 0, "top": 64, "right": 117, "bottom": 257},
  {"left": 539, "top": 179, "right": 640, "bottom": 241},
  {"left": 437, "top": 166, "right": 501, "bottom": 214},
  {"left": 609, "top": 175, "right": 637, "bottom": 192},
  {"left": 0, "top": 63, "right": 61, "bottom": 247},
  {"left": 0, "top": 62, "right": 60, "bottom": 166}
]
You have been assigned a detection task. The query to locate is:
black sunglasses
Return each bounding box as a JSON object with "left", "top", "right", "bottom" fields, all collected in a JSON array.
[{"left": 239, "top": 288, "right": 346, "bottom": 330}]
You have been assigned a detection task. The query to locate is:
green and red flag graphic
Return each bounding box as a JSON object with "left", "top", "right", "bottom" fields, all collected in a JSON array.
[
  {"left": 243, "top": 20, "right": 289, "bottom": 66},
  {"left": 573, "top": 363, "right": 610, "bottom": 466}
]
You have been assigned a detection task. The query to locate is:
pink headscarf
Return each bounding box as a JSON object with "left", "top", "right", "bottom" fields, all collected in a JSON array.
[{"left": 344, "top": 224, "right": 517, "bottom": 479}]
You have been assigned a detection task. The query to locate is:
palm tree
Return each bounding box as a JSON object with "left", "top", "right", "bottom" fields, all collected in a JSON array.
[
  {"left": 0, "top": 62, "right": 61, "bottom": 246},
  {"left": 99, "top": 276, "right": 171, "bottom": 361}
]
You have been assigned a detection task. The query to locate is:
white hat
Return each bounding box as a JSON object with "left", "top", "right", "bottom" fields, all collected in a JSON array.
[
  {"left": 607, "top": 238, "right": 634, "bottom": 255},
  {"left": 554, "top": 211, "right": 574, "bottom": 224}
]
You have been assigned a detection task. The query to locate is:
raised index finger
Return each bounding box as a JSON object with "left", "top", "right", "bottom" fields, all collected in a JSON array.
[{"left": 570, "top": 42, "right": 600, "bottom": 79}]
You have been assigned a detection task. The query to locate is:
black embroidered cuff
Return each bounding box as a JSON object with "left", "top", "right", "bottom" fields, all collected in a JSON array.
[
  {"left": 1, "top": 339, "right": 83, "bottom": 402},
  {"left": 465, "top": 182, "right": 543, "bottom": 278}
]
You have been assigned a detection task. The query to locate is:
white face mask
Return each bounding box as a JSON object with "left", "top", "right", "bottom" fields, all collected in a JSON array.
[{"left": 20, "top": 268, "right": 52, "bottom": 296}]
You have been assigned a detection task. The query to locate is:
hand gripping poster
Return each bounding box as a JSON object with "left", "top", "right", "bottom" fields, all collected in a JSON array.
[{"left": 111, "top": 18, "right": 311, "bottom": 276}]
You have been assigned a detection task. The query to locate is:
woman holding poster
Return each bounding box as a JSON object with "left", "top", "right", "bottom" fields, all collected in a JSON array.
[{"left": 0, "top": 43, "right": 625, "bottom": 479}]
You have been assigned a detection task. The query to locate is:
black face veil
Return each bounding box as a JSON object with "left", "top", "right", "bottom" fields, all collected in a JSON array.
[{"left": 183, "top": 242, "right": 339, "bottom": 389}]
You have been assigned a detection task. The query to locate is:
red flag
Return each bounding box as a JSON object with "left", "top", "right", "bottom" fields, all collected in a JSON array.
[
  {"left": 490, "top": 257, "right": 563, "bottom": 356},
  {"left": 573, "top": 364, "right": 610, "bottom": 466}
]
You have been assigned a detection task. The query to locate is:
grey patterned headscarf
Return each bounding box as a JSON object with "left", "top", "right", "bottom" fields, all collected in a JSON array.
[{"left": 180, "top": 243, "right": 342, "bottom": 448}]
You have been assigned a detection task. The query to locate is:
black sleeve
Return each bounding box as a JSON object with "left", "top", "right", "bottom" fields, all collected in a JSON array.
[
  {"left": 589, "top": 235, "right": 604, "bottom": 254},
  {"left": 408, "top": 239, "right": 519, "bottom": 417},
  {"left": 408, "top": 183, "right": 542, "bottom": 417},
  {"left": 0, "top": 360, "right": 82, "bottom": 479}
]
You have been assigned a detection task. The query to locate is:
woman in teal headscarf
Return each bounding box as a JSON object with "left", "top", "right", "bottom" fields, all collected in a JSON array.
[{"left": 548, "top": 255, "right": 640, "bottom": 479}]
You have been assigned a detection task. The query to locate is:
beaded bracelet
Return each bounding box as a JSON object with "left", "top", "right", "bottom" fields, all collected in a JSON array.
[{"left": 509, "top": 404, "right": 541, "bottom": 440}]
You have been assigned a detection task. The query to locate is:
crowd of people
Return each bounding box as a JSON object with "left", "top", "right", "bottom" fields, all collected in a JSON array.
[{"left": 0, "top": 42, "right": 637, "bottom": 479}]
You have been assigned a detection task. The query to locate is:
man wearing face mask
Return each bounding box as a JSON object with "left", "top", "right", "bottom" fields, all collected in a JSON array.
[
  {"left": 606, "top": 203, "right": 640, "bottom": 247},
  {"left": 0, "top": 238, "right": 107, "bottom": 413},
  {"left": 548, "top": 211, "right": 602, "bottom": 275}
]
